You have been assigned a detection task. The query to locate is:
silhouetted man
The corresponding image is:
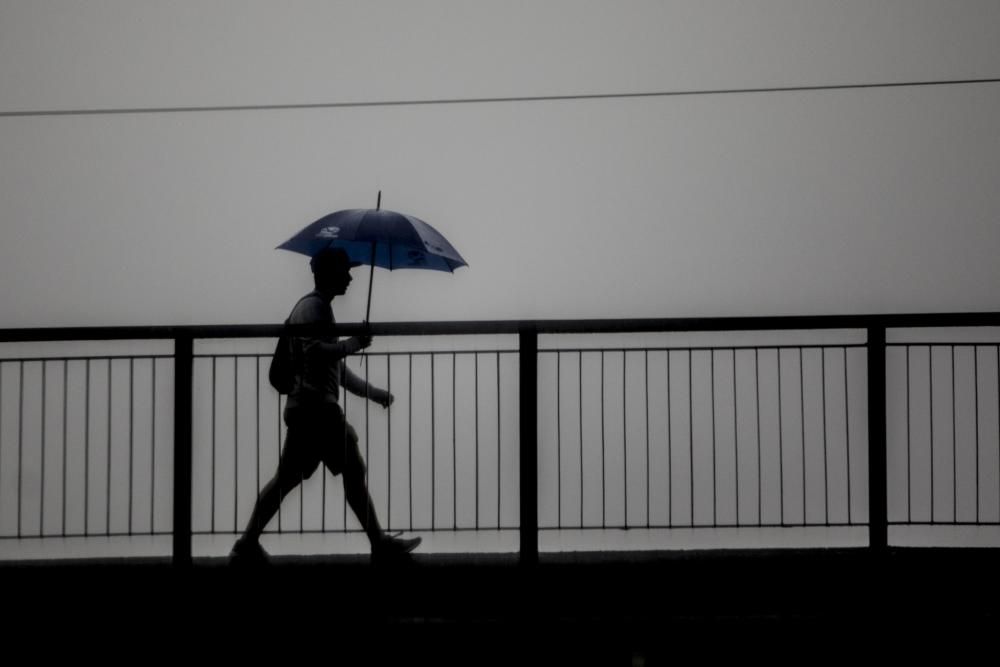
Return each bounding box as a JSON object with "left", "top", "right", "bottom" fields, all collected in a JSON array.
[{"left": 230, "top": 247, "right": 421, "bottom": 563}]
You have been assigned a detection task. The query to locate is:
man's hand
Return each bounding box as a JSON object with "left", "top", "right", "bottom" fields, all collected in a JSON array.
[
  {"left": 353, "top": 334, "right": 372, "bottom": 352},
  {"left": 370, "top": 388, "right": 394, "bottom": 409}
]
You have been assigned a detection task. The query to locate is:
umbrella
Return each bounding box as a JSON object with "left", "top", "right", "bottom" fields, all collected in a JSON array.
[{"left": 277, "top": 192, "right": 467, "bottom": 321}]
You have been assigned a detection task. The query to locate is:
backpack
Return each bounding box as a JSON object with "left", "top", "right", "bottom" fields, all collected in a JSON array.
[
  {"left": 268, "top": 294, "right": 321, "bottom": 394},
  {"left": 268, "top": 328, "right": 295, "bottom": 394}
]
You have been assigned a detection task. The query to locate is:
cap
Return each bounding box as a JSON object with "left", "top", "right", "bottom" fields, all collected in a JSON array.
[{"left": 310, "top": 247, "right": 362, "bottom": 274}]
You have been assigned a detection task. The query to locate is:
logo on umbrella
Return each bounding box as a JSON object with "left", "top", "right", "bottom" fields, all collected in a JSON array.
[{"left": 317, "top": 226, "right": 340, "bottom": 239}]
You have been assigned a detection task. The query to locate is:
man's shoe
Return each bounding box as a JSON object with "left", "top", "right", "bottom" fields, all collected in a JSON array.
[
  {"left": 229, "top": 536, "right": 270, "bottom": 565},
  {"left": 372, "top": 532, "right": 421, "bottom": 559}
]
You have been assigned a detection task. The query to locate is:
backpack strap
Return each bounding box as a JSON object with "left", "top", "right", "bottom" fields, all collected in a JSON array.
[{"left": 286, "top": 291, "right": 326, "bottom": 326}]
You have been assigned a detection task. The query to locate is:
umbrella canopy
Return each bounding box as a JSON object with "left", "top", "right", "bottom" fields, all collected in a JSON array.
[
  {"left": 277, "top": 208, "right": 467, "bottom": 273},
  {"left": 277, "top": 194, "right": 467, "bottom": 320}
]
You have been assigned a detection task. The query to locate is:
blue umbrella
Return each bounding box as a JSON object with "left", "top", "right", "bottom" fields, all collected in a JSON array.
[{"left": 277, "top": 192, "right": 468, "bottom": 320}]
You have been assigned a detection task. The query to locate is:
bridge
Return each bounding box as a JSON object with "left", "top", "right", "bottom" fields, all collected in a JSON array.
[{"left": 2, "top": 314, "right": 999, "bottom": 656}]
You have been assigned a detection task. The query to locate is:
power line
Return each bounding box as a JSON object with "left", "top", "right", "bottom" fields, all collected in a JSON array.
[{"left": 1, "top": 77, "right": 998, "bottom": 118}]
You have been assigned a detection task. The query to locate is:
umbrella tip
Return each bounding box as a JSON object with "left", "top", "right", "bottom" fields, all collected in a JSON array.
[{"left": 376, "top": 190, "right": 381, "bottom": 210}]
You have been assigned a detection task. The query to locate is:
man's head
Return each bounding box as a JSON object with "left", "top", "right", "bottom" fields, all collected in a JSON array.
[{"left": 310, "top": 247, "right": 360, "bottom": 297}]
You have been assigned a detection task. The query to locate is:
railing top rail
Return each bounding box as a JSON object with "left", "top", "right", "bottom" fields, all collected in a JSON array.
[{"left": 1, "top": 312, "right": 999, "bottom": 342}]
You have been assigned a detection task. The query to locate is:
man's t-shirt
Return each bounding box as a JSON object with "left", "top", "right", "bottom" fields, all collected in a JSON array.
[{"left": 287, "top": 291, "right": 344, "bottom": 406}]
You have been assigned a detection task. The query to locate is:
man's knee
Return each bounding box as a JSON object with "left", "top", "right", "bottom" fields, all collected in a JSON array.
[
  {"left": 341, "top": 424, "right": 366, "bottom": 475},
  {"left": 344, "top": 423, "right": 360, "bottom": 448},
  {"left": 277, "top": 457, "right": 313, "bottom": 489},
  {"left": 343, "top": 447, "right": 367, "bottom": 481}
]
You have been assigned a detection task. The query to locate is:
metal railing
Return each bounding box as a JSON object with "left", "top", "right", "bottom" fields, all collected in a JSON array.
[
  {"left": 1, "top": 313, "right": 999, "bottom": 565},
  {"left": 187, "top": 348, "right": 522, "bottom": 538},
  {"left": 887, "top": 343, "right": 1000, "bottom": 527},
  {"left": 535, "top": 344, "right": 867, "bottom": 531}
]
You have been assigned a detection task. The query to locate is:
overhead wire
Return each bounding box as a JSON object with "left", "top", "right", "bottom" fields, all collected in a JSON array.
[{"left": 1, "top": 77, "right": 998, "bottom": 118}]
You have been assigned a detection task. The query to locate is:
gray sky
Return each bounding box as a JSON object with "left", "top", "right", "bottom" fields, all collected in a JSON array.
[{"left": 1, "top": 0, "right": 999, "bottom": 327}]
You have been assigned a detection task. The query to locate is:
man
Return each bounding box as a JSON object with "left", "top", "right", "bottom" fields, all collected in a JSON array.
[{"left": 230, "top": 247, "right": 421, "bottom": 563}]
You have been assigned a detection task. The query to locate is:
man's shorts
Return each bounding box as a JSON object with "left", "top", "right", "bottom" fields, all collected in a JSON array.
[{"left": 280, "top": 402, "right": 365, "bottom": 479}]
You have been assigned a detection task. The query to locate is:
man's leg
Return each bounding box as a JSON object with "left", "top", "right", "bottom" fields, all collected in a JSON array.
[
  {"left": 339, "top": 430, "right": 383, "bottom": 544},
  {"left": 240, "top": 461, "right": 303, "bottom": 544},
  {"left": 337, "top": 425, "right": 421, "bottom": 556},
  {"left": 232, "top": 413, "right": 312, "bottom": 559}
]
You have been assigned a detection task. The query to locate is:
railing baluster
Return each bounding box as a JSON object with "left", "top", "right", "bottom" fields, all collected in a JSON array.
[
  {"left": 62, "top": 360, "right": 68, "bottom": 537},
  {"left": 128, "top": 358, "right": 134, "bottom": 535},
  {"left": 929, "top": 346, "right": 935, "bottom": 523},
  {"left": 711, "top": 350, "right": 717, "bottom": 527},
  {"left": 688, "top": 350, "right": 693, "bottom": 526},
  {"left": 364, "top": 357, "right": 370, "bottom": 532},
  {"left": 474, "top": 353, "right": 479, "bottom": 530},
  {"left": 151, "top": 359, "right": 157, "bottom": 535},
  {"left": 667, "top": 350, "right": 672, "bottom": 528},
  {"left": 754, "top": 349, "right": 761, "bottom": 526},
  {"left": 645, "top": 350, "right": 650, "bottom": 529},
  {"left": 84, "top": 360, "right": 90, "bottom": 536},
  {"left": 408, "top": 354, "right": 413, "bottom": 530},
  {"left": 0, "top": 362, "right": 3, "bottom": 535},
  {"left": 600, "top": 351, "right": 606, "bottom": 529},
  {"left": 974, "top": 346, "right": 980, "bottom": 524},
  {"left": 822, "top": 349, "right": 829, "bottom": 526},
  {"left": 906, "top": 346, "right": 912, "bottom": 524},
  {"left": 556, "top": 351, "right": 562, "bottom": 529},
  {"left": 173, "top": 336, "right": 194, "bottom": 567},
  {"left": 799, "top": 348, "right": 806, "bottom": 525},
  {"left": 777, "top": 349, "right": 784, "bottom": 526},
  {"left": 319, "top": 363, "right": 327, "bottom": 532},
  {"left": 579, "top": 351, "right": 583, "bottom": 528},
  {"left": 210, "top": 357, "right": 216, "bottom": 535},
  {"left": 255, "top": 356, "right": 261, "bottom": 533},
  {"left": 278, "top": 390, "right": 284, "bottom": 534},
  {"left": 106, "top": 359, "right": 111, "bottom": 536},
  {"left": 519, "top": 328, "right": 538, "bottom": 566},
  {"left": 387, "top": 354, "right": 392, "bottom": 531},
  {"left": 40, "top": 361, "right": 46, "bottom": 536},
  {"left": 431, "top": 354, "right": 436, "bottom": 530},
  {"left": 452, "top": 352, "right": 457, "bottom": 530},
  {"left": 297, "top": 367, "right": 304, "bottom": 533},
  {"left": 844, "top": 347, "right": 852, "bottom": 525},
  {"left": 340, "top": 384, "right": 345, "bottom": 532},
  {"left": 18, "top": 361, "right": 23, "bottom": 537},
  {"left": 952, "top": 346, "right": 957, "bottom": 523},
  {"left": 234, "top": 356, "right": 239, "bottom": 534},
  {"left": 733, "top": 349, "right": 739, "bottom": 527},
  {"left": 867, "top": 325, "right": 888, "bottom": 553},
  {"left": 496, "top": 352, "right": 501, "bottom": 530},
  {"left": 623, "top": 350, "right": 627, "bottom": 528}
]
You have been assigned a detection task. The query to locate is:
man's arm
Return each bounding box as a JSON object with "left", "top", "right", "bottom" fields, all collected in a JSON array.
[
  {"left": 340, "top": 360, "right": 394, "bottom": 407},
  {"left": 293, "top": 297, "right": 371, "bottom": 363},
  {"left": 308, "top": 335, "right": 370, "bottom": 361}
]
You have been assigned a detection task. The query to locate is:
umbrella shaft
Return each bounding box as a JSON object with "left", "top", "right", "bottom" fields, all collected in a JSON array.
[{"left": 365, "top": 241, "right": 376, "bottom": 322}]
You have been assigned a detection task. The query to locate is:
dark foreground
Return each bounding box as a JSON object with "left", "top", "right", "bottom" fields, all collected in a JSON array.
[{"left": 3, "top": 548, "right": 997, "bottom": 662}]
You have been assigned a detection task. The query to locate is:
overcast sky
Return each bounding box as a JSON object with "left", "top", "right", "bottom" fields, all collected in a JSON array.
[{"left": 1, "top": 0, "right": 999, "bottom": 328}]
